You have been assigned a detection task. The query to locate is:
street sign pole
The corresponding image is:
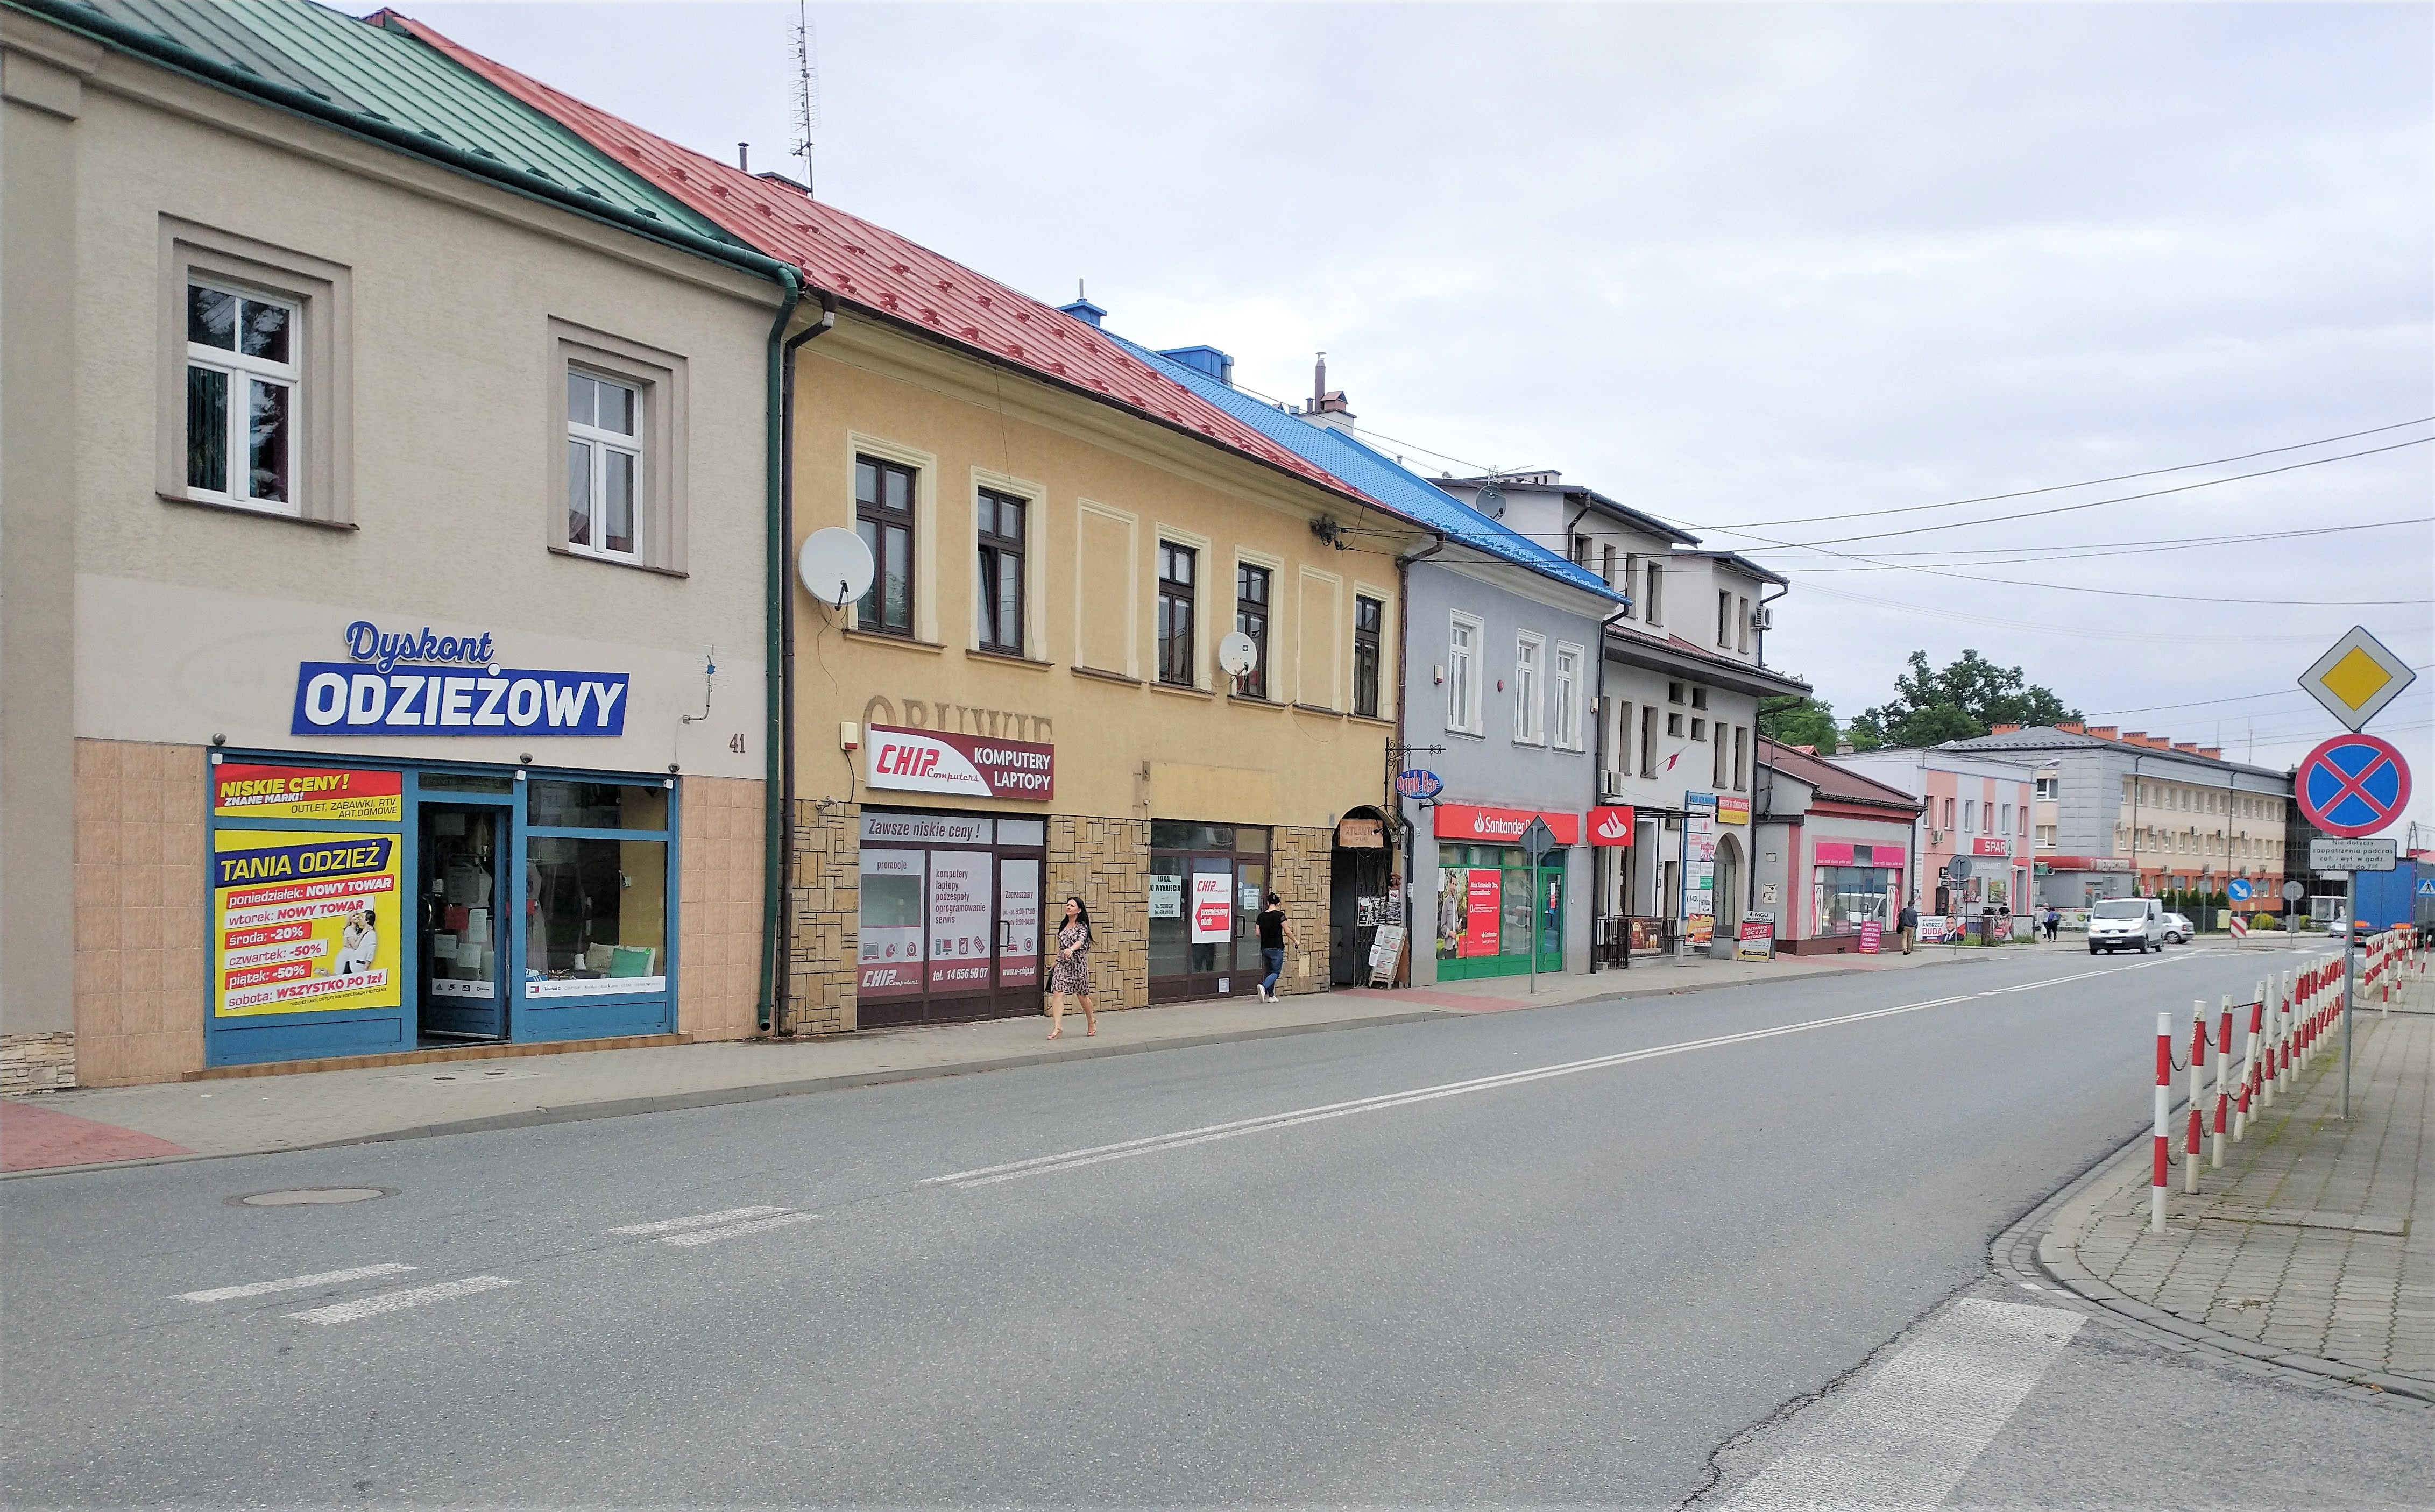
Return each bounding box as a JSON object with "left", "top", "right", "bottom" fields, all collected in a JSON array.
[
  {"left": 1520, "top": 817, "right": 1556, "bottom": 997},
  {"left": 2344, "top": 913, "right": 2357, "bottom": 1119}
]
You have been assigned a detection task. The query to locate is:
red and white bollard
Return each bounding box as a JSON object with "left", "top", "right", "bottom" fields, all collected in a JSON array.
[
  {"left": 2234, "top": 980, "right": 2264, "bottom": 1141},
  {"left": 2185, "top": 1002, "right": 2207, "bottom": 1194},
  {"left": 2153, "top": 1011, "right": 2172, "bottom": 1232},
  {"left": 2212, "top": 993, "right": 2232, "bottom": 1168}
]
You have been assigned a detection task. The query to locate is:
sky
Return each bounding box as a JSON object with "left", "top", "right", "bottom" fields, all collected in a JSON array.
[{"left": 393, "top": 1, "right": 2435, "bottom": 837}]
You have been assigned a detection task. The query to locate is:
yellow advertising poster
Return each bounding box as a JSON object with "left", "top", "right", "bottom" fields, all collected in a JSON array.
[
  {"left": 213, "top": 763, "right": 402, "bottom": 822},
  {"left": 213, "top": 830, "right": 404, "bottom": 1017}
]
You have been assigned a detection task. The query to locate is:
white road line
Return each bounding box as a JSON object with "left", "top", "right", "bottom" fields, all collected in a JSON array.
[
  {"left": 1720, "top": 1298, "right": 2083, "bottom": 1511},
  {"left": 929, "top": 995, "right": 1980, "bottom": 1189},
  {"left": 285, "top": 1275, "right": 518, "bottom": 1325},
  {"left": 658, "top": 1211, "right": 820, "bottom": 1247},
  {"left": 607, "top": 1205, "right": 787, "bottom": 1236},
  {"left": 176, "top": 1263, "right": 416, "bottom": 1303}
]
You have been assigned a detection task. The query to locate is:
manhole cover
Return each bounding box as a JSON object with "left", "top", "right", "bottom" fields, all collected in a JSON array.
[
  {"left": 229, "top": 1187, "right": 393, "bottom": 1206},
  {"left": 383, "top": 1067, "right": 543, "bottom": 1085}
]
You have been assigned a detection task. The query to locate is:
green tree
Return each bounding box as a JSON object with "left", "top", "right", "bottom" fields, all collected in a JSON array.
[
  {"left": 1854, "top": 650, "right": 2080, "bottom": 749},
  {"left": 1758, "top": 683, "right": 1838, "bottom": 749}
]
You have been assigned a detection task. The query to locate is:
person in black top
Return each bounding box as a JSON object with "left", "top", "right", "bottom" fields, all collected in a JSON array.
[
  {"left": 1255, "top": 892, "right": 1299, "bottom": 1002},
  {"left": 1896, "top": 898, "right": 1920, "bottom": 954}
]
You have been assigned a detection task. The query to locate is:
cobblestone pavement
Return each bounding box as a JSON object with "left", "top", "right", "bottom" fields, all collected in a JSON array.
[{"left": 2042, "top": 961, "right": 2432, "bottom": 1395}]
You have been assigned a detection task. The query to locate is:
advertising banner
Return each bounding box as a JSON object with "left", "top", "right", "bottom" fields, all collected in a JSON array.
[
  {"left": 213, "top": 763, "right": 401, "bottom": 823},
  {"left": 927, "top": 851, "right": 994, "bottom": 992},
  {"left": 867, "top": 725, "right": 1054, "bottom": 801},
  {"left": 1917, "top": 914, "right": 1950, "bottom": 943},
  {"left": 1737, "top": 914, "right": 1775, "bottom": 961},
  {"left": 861, "top": 811, "right": 993, "bottom": 846},
  {"left": 292, "top": 664, "right": 629, "bottom": 736},
  {"left": 857, "top": 849, "right": 926, "bottom": 997},
  {"left": 1431, "top": 804, "right": 1580, "bottom": 846},
  {"left": 997, "top": 858, "right": 1040, "bottom": 990},
  {"left": 1149, "top": 874, "right": 1183, "bottom": 919},
  {"left": 1462, "top": 869, "right": 1502, "bottom": 956},
  {"left": 212, "top": 831, "right": 402, "bottom": 1016},
  {"left": 1191, "top": 872, "right": 1233, "bottom": 943},
  {"left": 1682, "top": 793, "right": 1716, "bottom": 943},
  {"left": 1716, "top": 796, "right": 1751, "bottom": 825},
  {"left": 1859, "top": 919, "right": 1884, "bottom": 954},
  {"left": 1588, "top": 806, "right": 1635, "bottom": 847}
]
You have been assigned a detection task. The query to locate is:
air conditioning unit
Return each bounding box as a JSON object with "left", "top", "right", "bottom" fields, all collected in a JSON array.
[
  {"left": 1750, "top": 605, "right": 1774, "bottom": 632},
  {"left": 1600, "top": 770, "right": 1631, "bottom": 801},
  {"left": 1930, "top": 830, "right": 1946, "bottom": 848}
]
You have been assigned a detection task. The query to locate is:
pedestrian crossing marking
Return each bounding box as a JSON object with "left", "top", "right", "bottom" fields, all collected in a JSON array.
[
  {"left": 285, "top": 1275, "right": 518, "bottom": 1325},
  {"left": 606, "top": 1206, "right": 785, "bottom": 1237},
  {"left": 176, "top": 1262, "right": 416, "bottom": 1302}
]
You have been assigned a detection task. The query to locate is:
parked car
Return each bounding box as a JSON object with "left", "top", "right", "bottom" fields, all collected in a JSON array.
[
  {"left": 2161, "top": 912, "right": 2195, "bottom": 945},
  {"left": 2089, "top": 897, "right": 2167, "bottom": 954}
]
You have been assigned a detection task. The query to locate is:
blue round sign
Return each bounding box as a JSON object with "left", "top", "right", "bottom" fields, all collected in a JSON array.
[
  {"left": 2227, "top": 878, "right": 2252, "bottom": 901},
  {"left": 1394, "top": 768, "right": 1443, "bottom": 800}
]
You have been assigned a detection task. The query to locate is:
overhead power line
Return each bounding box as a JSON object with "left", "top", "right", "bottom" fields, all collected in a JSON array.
[
  {"left": 2084, "top": 666, "right": 2435, "bottom": 718},
  {"left": 1757, "top": 515, "right": 2429, "bottom": 570}
]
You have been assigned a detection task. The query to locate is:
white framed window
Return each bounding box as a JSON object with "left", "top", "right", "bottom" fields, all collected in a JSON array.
[
  {"left": 2036, "top": 776, "right": 2059, "bottom": 800},
  {"left": 1447, "top": 613, "right": 1482, "bottom": 734},
  {"left": 2037, "top": 824, "right": 2057, "bottom": 849},
  {"left": 183, "top": 282, "right": 301, "bottom": 514},
  {"left": 1513, "top": 632, "right": 1546, "bottom": 744},
  {"left": 566, "top": 369, "right": 641, "bottom": 560},
  {"left": 1553, "top": 642, "right": 1584, "bottom": 750}
]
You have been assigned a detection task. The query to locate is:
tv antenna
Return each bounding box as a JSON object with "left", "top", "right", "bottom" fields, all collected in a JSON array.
[{"left": 791, "top": 2, "right": 821, "bottom": 197}]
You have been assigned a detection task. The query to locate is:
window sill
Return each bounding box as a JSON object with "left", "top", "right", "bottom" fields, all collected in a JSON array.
[
  {"left": 1228, "top": 693, "right": 1285, "bottom": 710},
  {"left": 160, "top": 491, "right": 355, "bottom": 530},
  {"left": 967, "top": 647, "right": 1054, "bottom": 671},
  {"left": 1070, "top": 664, "right": 1143, "bottom": 687},
  {"left": 1150, "top": 680, "right": 1215, "bottom": 700},
  {"left": 548, "top": 543, "right": 687, "bottom": 578},
  {"left": 1512, "top": 736, "right": 1548, "bottom": 749},
  {"left": 1445, "top": 727, "right": 1486, "bottom": 741},
  {"left": 1349, "top": 712, "right": 1394, "bottom": 729},
  {"left": 845, "top": 628, "right": 946, "bottom": 654}
]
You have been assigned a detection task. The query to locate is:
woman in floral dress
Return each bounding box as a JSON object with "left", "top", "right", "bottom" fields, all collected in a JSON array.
[{"left": 1048, "top": 895, "right": 1095, "bottom": 1039}]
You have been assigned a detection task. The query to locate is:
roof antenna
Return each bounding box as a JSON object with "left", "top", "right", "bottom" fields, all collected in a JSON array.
[{"left": 790, "top": 1, "right": 821, "bottom": 197}]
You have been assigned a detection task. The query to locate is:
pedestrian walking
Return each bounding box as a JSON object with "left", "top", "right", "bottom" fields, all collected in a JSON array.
[
  {"left": 1896, "top": 897, "right": 1919, "bottom": 955},
  {"left": 1047, "top": 896, "right": 1095, "bottom": 1039},
  {"left": 2043, "top": 905, "right": 2060, "bottom": 942},
  {"left": 1255, "top": 892, "right": 1299, "bottom": 1002}
]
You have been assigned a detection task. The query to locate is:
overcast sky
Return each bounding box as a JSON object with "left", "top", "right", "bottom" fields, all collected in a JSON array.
[{"left": 399, "top": 2, "right": 2434, "bottom": 835}]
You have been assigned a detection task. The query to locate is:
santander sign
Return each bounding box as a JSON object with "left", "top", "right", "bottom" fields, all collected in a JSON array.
[{"left": 1588, "top": 805, "right": 1636, "bottom": 847}]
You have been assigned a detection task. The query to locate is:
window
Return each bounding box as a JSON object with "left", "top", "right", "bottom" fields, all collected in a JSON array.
[
  {"left": 2017, "top": 805, "right": 2028, "bottom": 837},
  {"left": 1963, "top": 800, "right": 1977, "bottom": 833},
  {"left": 1611, "top": 700, "right": 1632, "bottom": 772},
  {"left": 1514, "top": 633, "right": 1546, "bottom": 744},
  {"left": 855, "top": 456, "right": 916, "bottom": 635},
  {"left": 1640, "top": 705, "right": 1658, "bottom": 778},
  {"left": 565, "top": 370, "right": 640, "bottom": 560},
  {"left": 1691, "top": 686, "right": 1709, "bottom": 711},
  {"left": 1691, "top": 718, "right": 1707, "bottom": 741},
  {"left": 1570, "top": 533, "right": 1591, "bottom": 567},
  {"left": 1157, "top": 542, "right": 1198, "bottom": 687},
  {"left": 1553, "top": 643, "right": 1582, "bottom": 750},
  {"left": 185, "top": 282, "right": 299, "bottom": 513},
  {"left": 1999, "top": 803, "right": 2012, "bottom": 835},
  {"left": 1602, "top": 544, "right": 1618, "bottom": 588},
  {"left": 1447, "top": 614, "right": 1481, "bottom": 734},
  {"left": 2037, "top": 824, "right": 2057, "bottom": 849},
  {"left": 1353, "top": 594, "right": 1383, "bottom": 718},
  {"left": 975, "top": 488, "right": 1027, "bottom": 654},
  {"left": 1232, "top": 563, "right": 1271, "bottom": 697},
  {"left": 1737, "top": 596, "right": 1751, "bottom": 654},
  {"left": 1719, "top": 591, "right": 1735, "bottom": 648},
  {"left": 1942, "top": 797, "right": 1955, "bottom": 829},
  {"left": 1712, "top": 727, "right": 1727, "bottom": 787},
  {"left": 1644, "top": 563, "right": 1664, "bottom": 624},
  {"left": 1732, "top": 725, "right": 1747, "bottom": 790},
  {"left": 2036, "top": 776, "right": 2058, "bottom": 800},
  {"left": 1623, "top": 555, "right": 1640, "bottom": 616},
  {"left": 1668, "top": 682, "right": 1686, "bottom": 705}
]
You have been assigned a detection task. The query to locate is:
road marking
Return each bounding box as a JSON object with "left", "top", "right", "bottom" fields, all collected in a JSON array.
[
  {"left": 928, "top": 995, "right": 1980, "bottom": 1189},
  {"left": 176, "top": 1263, "right": 416, "bottom": 1302},
  {"left": 658, "top": 1211, "right": 820, "bottom": 1247},
  {"left": 607, "top": 1206, "right": 787, "bottom": 1236},
  {"left": 285, "top": 1275, "right": 518, "bottom": 1325},
  {"left": 1719, "top": 1298, "right": 2082, "bottom": 1510}
]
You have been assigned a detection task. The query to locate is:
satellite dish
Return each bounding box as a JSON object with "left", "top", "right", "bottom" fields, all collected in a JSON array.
[
  {"left": 1217, "top": 631, "right": 1259, "bottom": 679},
  {"left": 1475, "top": 482, "right": 1505, "bottom": 519},
  {"left": 798, "top": 527, "right": 874, "bottom": 611}
]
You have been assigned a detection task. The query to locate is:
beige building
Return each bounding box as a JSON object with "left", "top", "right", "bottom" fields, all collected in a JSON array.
[{"left": 1, "top": 0, "right": 795, "bottom": 1086}]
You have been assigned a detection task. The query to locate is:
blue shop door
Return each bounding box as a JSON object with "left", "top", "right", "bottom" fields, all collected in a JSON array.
[{"left": 418, "top": 803, "right": 509, "bottom": 1040}]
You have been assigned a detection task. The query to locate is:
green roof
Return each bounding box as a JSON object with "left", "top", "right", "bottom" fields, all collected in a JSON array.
[{"left": 28, "top": 0, "right": 730, "bottom": 242}]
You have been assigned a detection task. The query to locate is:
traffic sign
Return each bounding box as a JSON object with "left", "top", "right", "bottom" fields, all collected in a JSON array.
[
  {"left": 2310, "top": 838, "right": 2396, "bottom": 872},
  {"left": 2298, "top": 624, "right": 2416, "bottom": 733},
  {"left": 2282, "top": 880, "right": 2306, "bottom": 904},
  {"left": 2295, "top": 733, "right": 2411, "bottom": 838},
  {"left": 1519, "top": 816, "right": 1558, "bottom": 864},
  {"left": 1393, "top": 769, "right": 1443, "bottom": 800},
  {"left": 2227, "top": 878, "right": 2253, "bottom": 901}
]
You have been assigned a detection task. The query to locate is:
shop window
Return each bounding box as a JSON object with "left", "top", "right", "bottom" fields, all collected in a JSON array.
[
  {"left": 1353, "top": 594, "right": 1383, "bottom": 718},
  {"left": 1553, "top": 643, "right": 1583, "bottom": 750},
  {"left": 1514, "top": 632, "right": 1545, "bottom": 744},
  {"left": 856, "top": 455, "right": 917, "bottom": 636},
  {"left": 1814, "top": 864, "right": 1896, "bottom": 935},
  {"left": 976, "top": 487, "right": 1027, "bottom": 654},
  {"left": 565, "top": 370, "right": 640, "bottom": 560},
  {"left": 527, "top": 835, "right": 667, "bottom": 985},
  {"left": 528, "top": 780, "right": 668, "bottom": 830},
  {"left": 1235, "top": 563, "right": 1271, "bottom": 698},
  {"left": 1157, "top": 541, "right": 1197, "bottom": 686},
  {"left": 1148, "top": 821, "right": 1269, "bottom": 999}
]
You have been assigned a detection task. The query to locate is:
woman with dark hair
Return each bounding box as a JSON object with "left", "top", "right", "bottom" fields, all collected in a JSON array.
[{"left": 1048, "top": 895, "right": 1095, "bottom": 1039}]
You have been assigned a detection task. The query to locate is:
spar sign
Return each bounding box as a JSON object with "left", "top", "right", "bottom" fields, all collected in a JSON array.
[{"left": 866, "top": 725, "right": 1054, "bottom": 801}]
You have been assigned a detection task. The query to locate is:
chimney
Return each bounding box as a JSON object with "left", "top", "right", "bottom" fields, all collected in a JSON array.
[
  {"left": 2173, "top": 741, "right": 2201, "bottom": 755},
  {"left": 2199, "top": 746, "right": 2222, "bottom": 759},
  {"left": 2122, "top": 731, "right": 2148, "bottom": 747},
  {"left": 1990, "top": 723, "right": 2022, "bottom": 735},
  {"left": 2058, "top": 721, "right": 2086, "bottom": 735},
  {"left": 1304, "top": 351, "right": 1356, "bottom": 433},
  {"left": 737, "top": 143, "right": 749, "bottom": 172},
  {"left": 2085, "top": 725, "right": 2116, "bottom": 740}
]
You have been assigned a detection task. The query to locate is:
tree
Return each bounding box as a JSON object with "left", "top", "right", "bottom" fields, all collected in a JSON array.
[
  {"left": 1758, "top": 683, "right": 1838, "bottom": 749},
  {"left": 1853, "top": 649, "right": 2080, "bottom": 749}
]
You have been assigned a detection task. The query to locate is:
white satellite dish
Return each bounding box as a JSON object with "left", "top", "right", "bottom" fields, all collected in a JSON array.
[
  {"left": 1217, "top": 630, "right": 1259, "bottom": 679},
  {"left": 798, "top": 527, "right": 874, "bottom": 611}
]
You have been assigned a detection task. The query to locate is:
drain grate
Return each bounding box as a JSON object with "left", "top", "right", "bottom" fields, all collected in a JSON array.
[
  {"left": 230, "top": 1187, "right": 394, "bottom": 1207},
  {"left": 383, "top": 1067, "right": 544, "bottom": 1085}
]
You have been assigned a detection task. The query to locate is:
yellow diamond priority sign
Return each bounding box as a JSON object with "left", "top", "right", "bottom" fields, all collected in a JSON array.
[{"left": 2299, "top": 624, "right": 2416, "bottom": 732}]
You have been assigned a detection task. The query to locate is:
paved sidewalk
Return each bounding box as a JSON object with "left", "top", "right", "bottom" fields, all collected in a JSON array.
[
  {"left": 2039, "top": 966, "right": 2433, "bottom": 1399},
  {"left": 0, "top": 941, "right": 1991, "bottom": 1176}
]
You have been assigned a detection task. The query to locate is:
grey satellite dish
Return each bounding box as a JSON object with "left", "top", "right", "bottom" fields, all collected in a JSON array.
[
  {"left": 1475, "top": 482, "right": 1505, "bottom": 519},
  {"left": 1217, "top": 630, "right": 1259, "bottom": 679},
  {"left": 798, "top": 527, "right": 875, "bottom": 611}
]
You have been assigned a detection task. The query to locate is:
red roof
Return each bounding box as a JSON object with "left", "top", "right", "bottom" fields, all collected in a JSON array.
[{"left": 387, "top": 13, "right": 1372, "bottom": 509}]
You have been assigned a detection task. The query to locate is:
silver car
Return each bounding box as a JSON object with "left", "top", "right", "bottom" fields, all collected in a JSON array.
[{"left": 2161, "top": 912, "right": 2195, "bottom": 945}]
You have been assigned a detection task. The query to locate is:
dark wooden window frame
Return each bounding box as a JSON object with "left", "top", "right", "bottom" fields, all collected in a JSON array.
[
  {"left": 1235, "top": 562, "right": 1270, "bottom": 699},
  {"left": 1353, "top": 593, "right": 1383, "bottom": 718},
  {"left": 976, "top": 486, "right": 1026, "bottom": 655},
  {"left": 855, "top": 454, "right": 917, "bottom": 637},
  {"left": 1158, "top": 541, "right": 1198, "bottom": 688}
]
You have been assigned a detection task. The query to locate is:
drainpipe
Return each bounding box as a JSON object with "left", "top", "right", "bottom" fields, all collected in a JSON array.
[
  {"left": 1588, "top": 598, "right": 1630, "bottom": 972},
  {"left": 753, "top": 272, "right": 808, "bottom": 1035},
  {"left": 1754, "top": 580, "right": 1790, "bottom": 669},
  {"left": 764, "top": 292, "right": 839, "bottom": 1036},
  {"left": 1395, "top": 534, "right": 1446, "bottom": 985}
]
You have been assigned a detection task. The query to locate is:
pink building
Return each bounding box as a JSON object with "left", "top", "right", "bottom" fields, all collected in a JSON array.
[{"left": 1837, "top": 748, "right": 2037, "bottom": 934}]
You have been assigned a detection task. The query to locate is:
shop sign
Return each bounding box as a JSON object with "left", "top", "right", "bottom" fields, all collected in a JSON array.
[
  {"left": 1149, "top": 874, "right": 1184, "bottom": 919},
  {"left": 927, "top": 850, "right": 994, "bottom": 992},
  {"left": 292, "top": 664, "right": 629, "bottom": 736},
  {"left": 1431, "top": 803, "right": 1580, "bottom": 845},
  {"left": 213, "top": 763, "right": 401, "bottom": 822},
  {"left": 1588, "top": 806, "right": 1635, "bottom": 847},
  {"left": 866, "top": 724, "right": 1054, "bottom": 801},
  {"left": 212, "top": 832, "right": 402, "bottom": 1016},
  {"left": 1337, "top": 816, "right": 1385, "bottom": 848},
  {"left": 1716, "top": 796, "right": 1751, "bottom": 825},
  {"left": 1191, "top": 872, "right": 1233, "bottom": 943},
  {"left": 2043, "top": 855, "right": 2134, "bottom": 872},
  {"left": 860, "top": 812, "right": 993, "bottom": 846},
  {"left": 1972, "top": 837, "right": 2011, "bottom": 856}
]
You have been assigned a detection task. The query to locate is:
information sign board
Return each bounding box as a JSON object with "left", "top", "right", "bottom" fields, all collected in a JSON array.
[{"left": 2310, "top": 838, "right": 2397, "bottom": 873}]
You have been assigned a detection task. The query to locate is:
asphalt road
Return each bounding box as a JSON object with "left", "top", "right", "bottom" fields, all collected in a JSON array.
[{"left": 5, "top": 942, "right": 2424, "bottom": 1506}]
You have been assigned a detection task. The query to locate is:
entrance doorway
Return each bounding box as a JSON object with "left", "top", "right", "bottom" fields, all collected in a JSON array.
[
  {"left": 1148, "top": 822, "right": 1269, "bottom": 1002},
  {"left": 1714, "top": 832, "right": 1743, "bottom": 939},
  {"left": 854, "top": 811, "right": 1044, "bottom": 1028},
  {"left": 419, "top": 801, "right": 508, "bottom": 1040},
  {"left": 1328, "top": 808, "right": 1392, "bottom": 986}
]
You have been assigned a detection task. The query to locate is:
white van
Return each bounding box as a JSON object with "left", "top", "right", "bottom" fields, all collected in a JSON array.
[{"left": 2089, "top": 897, "right": 2166, "bottom": 954}]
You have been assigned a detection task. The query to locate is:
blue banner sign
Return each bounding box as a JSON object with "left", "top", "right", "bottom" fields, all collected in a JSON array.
[{"left": 291, "top": 663, "right": 629, "bottom": 736}]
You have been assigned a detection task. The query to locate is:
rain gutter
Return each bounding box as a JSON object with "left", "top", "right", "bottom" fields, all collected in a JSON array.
[{"left": 767, "top": 292, "right": 839, "bottom": 1035}]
